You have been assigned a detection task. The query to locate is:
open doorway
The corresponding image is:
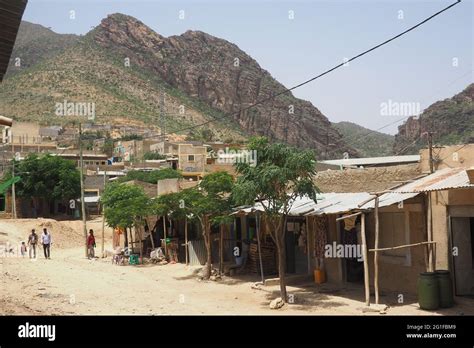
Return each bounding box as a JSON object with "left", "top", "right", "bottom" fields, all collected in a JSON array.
[
  {"left": 451, "top": 217, "right": 474, "bottom": 296},
  {"left": 339, "top": 216, "right": 364, "bottom": 283}
]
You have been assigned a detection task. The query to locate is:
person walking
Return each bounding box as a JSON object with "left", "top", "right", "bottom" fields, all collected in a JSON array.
[
  {"left": 20, "top": 242, "right": 27, "bottom": 257},
  {"left": 87, "top": 229, "right": 96, "bottom": 259},
  {"left": 41, "top": 228, "right": 52, "bottom": 259},
  {"left": 27, "top": 229, "right": 38, "bottom": 259}
]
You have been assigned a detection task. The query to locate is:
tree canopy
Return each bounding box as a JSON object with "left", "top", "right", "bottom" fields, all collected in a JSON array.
[
  {"left": 101, "top": 183, "right": 151, "bottom": 229},
  {"left": 118, "top": 168, "right": 182, "bottom": 184},
  {"left": 232, "top": 136, "right": 318, "bottom": 301},
  {"left": 6, "top": 154, "right": 80, "bottom": 202}
]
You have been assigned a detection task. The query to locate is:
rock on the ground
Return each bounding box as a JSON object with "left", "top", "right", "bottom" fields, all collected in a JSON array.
[{"left": 270, "top": 297, "right": 285, "bottom": 309}]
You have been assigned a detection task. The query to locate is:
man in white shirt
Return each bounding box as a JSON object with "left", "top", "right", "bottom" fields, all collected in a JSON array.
[{"left": 41, "top": 228, "right": 52, "bottom": 259}]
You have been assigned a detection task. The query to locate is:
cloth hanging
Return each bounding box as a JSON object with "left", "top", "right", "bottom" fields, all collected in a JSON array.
[
  {"left": 343, "top": 215, "right": 357, "bottom": 231},
  {"left": 314, "top": 215, "right": 328, "bottom": 259}
]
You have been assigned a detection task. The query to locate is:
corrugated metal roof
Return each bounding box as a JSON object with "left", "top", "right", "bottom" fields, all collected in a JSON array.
[
  {"left": 392, "top": 168, "right": 474, "bottom": 193},
  {"left": 321, "top": 155, "right": 420, "bottom": 167},
  {"left": 233, "top": 191, "right": 419, "bottom": 217}
]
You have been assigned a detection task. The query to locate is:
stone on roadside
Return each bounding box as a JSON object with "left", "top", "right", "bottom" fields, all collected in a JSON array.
[{"left": 270, "top": 297, "right": 285, "bottom": 309}]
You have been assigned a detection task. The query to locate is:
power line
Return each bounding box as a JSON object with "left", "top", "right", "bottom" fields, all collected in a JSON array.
[
  {"left": 165, "top": 0, "right": 461, "bottom": 137},
  {"left": 323, "top": 68, "right": 472, "bottom": 158}
]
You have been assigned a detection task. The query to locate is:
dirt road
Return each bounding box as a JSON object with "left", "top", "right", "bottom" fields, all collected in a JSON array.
[{"left": 1, "top": 219, "right": 473, "bottom": 315}]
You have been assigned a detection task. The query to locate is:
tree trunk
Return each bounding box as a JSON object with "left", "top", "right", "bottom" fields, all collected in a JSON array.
[
  {"left": 276, "top": 233, "right": 287, "bottom": 302},
  {"left": 268, "top": 216, "right": 288, "bottom": 302}
]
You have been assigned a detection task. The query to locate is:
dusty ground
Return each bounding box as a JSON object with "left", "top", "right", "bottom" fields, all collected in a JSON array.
[{"left": 1, "top": 218, "right": 473, "bottom": 315}]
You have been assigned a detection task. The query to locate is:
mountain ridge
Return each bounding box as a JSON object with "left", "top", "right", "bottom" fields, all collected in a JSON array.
[{"left": 1, "top": 14, "right": 357, "bottom": 157}]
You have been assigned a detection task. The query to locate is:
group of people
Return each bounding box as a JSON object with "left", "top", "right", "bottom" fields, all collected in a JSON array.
[
  {"left": 22, "top": 228, "right": 52, "bottom": 259},
  {"left": 20, "top": 228, "right": 96, "bottom": 260}
]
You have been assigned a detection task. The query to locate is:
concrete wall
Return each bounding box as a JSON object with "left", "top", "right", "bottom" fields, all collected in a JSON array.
[
  {"left": 431, "top": 189, "right": 474, "bottom": 271},
  {"left": 157, "top": 178, "right": 179, "bottom": 196},
  {"left": 178, "top": 144, "right": 206, "bottom": 173},
  {"left": 420, "top": 144, "right": 474, "bottom": 172},
  {"left": 366, "top": 202, "right": 427, "bottom": 295},
  {"left": 319, "top": 197, "right": 428, "bottom": 295}
]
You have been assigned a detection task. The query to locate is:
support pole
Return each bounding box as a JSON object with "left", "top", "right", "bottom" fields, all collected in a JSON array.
[
  {"left": 219, "top": 223, "right": 224, "bottom": 275},
  {"left": 78, "top": 122, "right": 88, "bottom": 258},
  {"left": 163, "top": 215, "right": 168, "bottom": 258},
  {"left": 256, "top": 212, "right": 265, "bottom": 285},
  {"left": 361, "top": 213, "right": 370, "bottom": 306},
  {"left": 101, "top": 169, "right": 106, "bottom": 257},
  {"left": 185, "top": 216, "right": 188, "bottom": 265},
  {"left": 11, "top": 158, "right": 16, "bottom": 219},
  {"left": 374, "top": 196, "right": 380, "bottom": 305},
  {"left": 427, "top": 192, "right": 434, "bottom": 272}
]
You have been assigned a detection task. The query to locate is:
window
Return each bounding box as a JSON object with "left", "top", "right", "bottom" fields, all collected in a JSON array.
[
  {"left": 379, "top": 212, "right": 411, "bottom": 265},
  {"left": 188, "top": 155, "right": 195, "bottom": 162}
]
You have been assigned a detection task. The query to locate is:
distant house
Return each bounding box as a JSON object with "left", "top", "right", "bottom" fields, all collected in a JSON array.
[{"left": 39, "top": 126, "right": 64, "bottom": 139}]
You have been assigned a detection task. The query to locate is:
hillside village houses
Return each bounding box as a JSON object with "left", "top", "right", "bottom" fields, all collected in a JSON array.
[{"left": 1, "top": 119, "right": 473, "bottom": 306}]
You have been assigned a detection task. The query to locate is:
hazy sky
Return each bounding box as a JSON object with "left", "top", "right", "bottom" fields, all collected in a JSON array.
[{"left": 22, "top": 0, "right": 473, "bottom": 134}]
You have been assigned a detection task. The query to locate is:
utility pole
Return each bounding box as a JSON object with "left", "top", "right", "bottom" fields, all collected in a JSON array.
[
  {"left": 159, "top": 91, "right": 165, "bottom": 141},
  {"left": 423, "top": 131, "right": 435, "bottom": 173},
  {"left": 78, "top": 123, "right": 88, "bottom": 257}
]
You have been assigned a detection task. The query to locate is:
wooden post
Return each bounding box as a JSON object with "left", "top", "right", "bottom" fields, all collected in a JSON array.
[
  {"left": 219, "top": 224, "right": 224, "bottom": 275},
  {"left": 427, "top": 192, "right": 434, "bottom": 272},
  {"left": 129, "top": 227, "right": 134, "bottom": 253},
  {"left": 306, "top": 216, "right": 311, "bottom": 275},
  {"left": 149, "top": 220, "right": 155, "bottom": 250},
  {"left": 163, "top": 215, "right": 168, "bottom": 258},
  {"left": 185, "top": 216, "right": 189, "bottom": 265},
  {"left": 101, "top": 169, "right": 106, "bottom": 257},
  {"left": 256, "top": 212, "right": 265, "bottom": 284},
  {"left": 374, "top": 196, "right": 380, "bottom": 305},
  {"left": 78, "top": 122, "right": 88, "bottom": 258},
  {"left": 361, "top": 213, "right": 370, "bottom": 306},
  {"left": 137, "top": 223, "right": 143, "bottom": 263}
]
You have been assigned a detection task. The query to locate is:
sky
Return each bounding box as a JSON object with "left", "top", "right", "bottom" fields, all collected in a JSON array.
[{"left": 22, "top": 0, "right": 473, "bottom": 134}]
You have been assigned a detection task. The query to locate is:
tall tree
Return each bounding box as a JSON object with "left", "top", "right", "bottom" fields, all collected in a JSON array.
[
  {"left": 154, "top": 171, "right": 234, "bottom": 279},
  {"left": 5, "top": 154, "right": 81, "bottom": 216},
  {"left": 101, "top": 183, "right": 151, "bottom": 259},
  {"left": 233, "top": 137, "right": 318, "bottom": 301}
]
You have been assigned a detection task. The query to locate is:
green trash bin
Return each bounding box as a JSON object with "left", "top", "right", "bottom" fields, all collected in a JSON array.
[
  {"left": 418, "top": 272, "right": 439, "bottom": 310},
  {"left": 129, "top": 254, "right": 139, "bottom": 265},
  {"left": 436, "top": 270, "right": 454, "bottom": 308}
]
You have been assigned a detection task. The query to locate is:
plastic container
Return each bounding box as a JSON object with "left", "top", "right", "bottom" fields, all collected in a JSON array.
[
  {"left": 314, "top": 269, "right": 326, "bottom": 284},
  {"left": 435, "top": 270, "right": 454, "bottom": 308},
  {"left": 418, "top": 272, "right": 440, "bottom": 310}
]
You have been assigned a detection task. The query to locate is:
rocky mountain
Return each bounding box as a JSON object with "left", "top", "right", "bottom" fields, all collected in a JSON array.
[
  {"left": 6, "top": 21, "right": 79, "bottom": 77},
  {"left": 333, "top": 121, "right": 394, "bottom": 157},
  {"left": 394, "top": 84, "right": 474, "bottom": 154},
  {"left": 0, "top": 14, "right": 356, "bottom": 157}
]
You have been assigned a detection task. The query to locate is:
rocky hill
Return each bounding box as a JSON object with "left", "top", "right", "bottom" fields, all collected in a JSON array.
[
  {"left": 333, "top": 121, "right": 394, "bottom": 157},
  {"left": 394, "top": 84, "right": 474, "bottom": 154},
  {"left": 0, "top": 14, "right": 356, "bottom": 157}
]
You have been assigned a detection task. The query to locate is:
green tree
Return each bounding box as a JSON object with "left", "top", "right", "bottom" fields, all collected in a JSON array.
[
  {"left": 101, "top": 183, "right": 151, "bottom": 260},
  {"left": 153, "top": 171, "right": 234, "bottom": 279},
  {"left": 233, "top": 137, "right": 318, "bottom": 301},
  {"left": 118, "top": 168, "right": 182, "bottom": 184},
  {"left": 5, "top": 154, "right": 80, "bottom": 216},
  {"left": 143, "top": 151, "right": 167, "bottom": 160}
]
